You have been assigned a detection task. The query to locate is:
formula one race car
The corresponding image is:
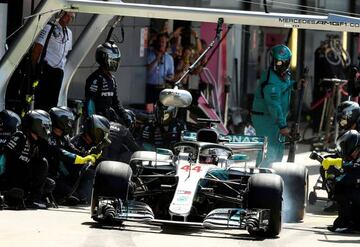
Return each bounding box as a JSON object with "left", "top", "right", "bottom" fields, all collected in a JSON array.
[{"left": 91, "top": 121, "right": 308, "bottom": 237}]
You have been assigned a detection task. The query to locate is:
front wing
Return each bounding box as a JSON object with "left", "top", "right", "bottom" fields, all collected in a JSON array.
[{"left": 94, "top": 197, "right": 271, "bottom": 232}]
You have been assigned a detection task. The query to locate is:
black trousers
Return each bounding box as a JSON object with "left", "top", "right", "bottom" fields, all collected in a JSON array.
[
  {"left": 0, "top": 157, "right": 49, "bottom": 200},
  {"left": 334, "top": 180, "right": 360, "bottom": 227},
  {"left": 53, "top": 165, "right": 95, "bottom": 203},
  {"left": 34, "top": 62, "right": 64, "bottom": 111}
]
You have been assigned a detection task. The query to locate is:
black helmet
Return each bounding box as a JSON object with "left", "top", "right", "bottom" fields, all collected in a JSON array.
[
  {"left": 0, "top": 110, "right": 21, "bottom": 134},
  {"left": 336, "top": 101, "right": 360, "bottom": 130},
  {"left": 154, "top": 101, "right": 177, "bottom": 125},
  {"left": 22, "top": 110, "right": 52, "bottom": 141},
  {"left": 124, "top": 109, "right": 136, "bottom": 132},
  {"left": 270, "top": 44, "right": 292, "bottom": 75},
  {"left": 95, "top": 41, "right": 121, "bottom": 72},
  {"left": 49, "top": 106, "right": 75, "bottom": 135},
  {"left": 336, "top": 130, "right": 360, "bottom": 161},
  {"left": 83, "top": 114, "right": 110, "bottom": 145}
]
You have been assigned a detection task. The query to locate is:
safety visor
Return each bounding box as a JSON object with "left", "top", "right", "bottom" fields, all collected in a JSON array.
[
  {"left": 107, "top": 53, "right": 121, "bottom": 71},
  {"left": 40, "top": 122, "right": 52, "bottom": 140},
  {"left": 108, "top": 52, "right": 121, "bottom": 61},
  {"left": 275, "top": 59, "right": 290, "bottom": 68},
  {"left": 274, "top": 59, "right": 290, "bottom": 74},
  {"left": 63, "top": 119, "right": 74, "bottom": 134}
]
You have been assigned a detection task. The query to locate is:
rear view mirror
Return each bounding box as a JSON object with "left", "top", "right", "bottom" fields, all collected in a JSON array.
[{"left": 159, "top": 88, "right": 192, "bottom": 108}]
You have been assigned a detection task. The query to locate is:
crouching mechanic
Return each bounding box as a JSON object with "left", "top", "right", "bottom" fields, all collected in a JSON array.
[
  {"left": 327, "top": 130, "right": 360, "bottom": 232},
  {"left": 84, "top": 41, "right": 133, "bottom": 127},
  {"left": 47, "top": 106, "right": 100, "bottom": 204},
  {"left": 0, "top": 110, "right": 23, "bottom": 208},
  {"left": 319, "top": 101, "right": 360, "bottom": 212},
  {"left": 251, "top": 44, "right": 296, "bottom": 167},
  {"left": 70, "top": 114, "right": 111, "bottom": 203},
  {"left": 0, "top": 110, "right": 55, "bottom": 209}
]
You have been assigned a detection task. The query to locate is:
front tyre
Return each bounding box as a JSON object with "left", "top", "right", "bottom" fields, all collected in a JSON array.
[
  {"left": 91, "top": 161, "right": 132, "bottom": 223},
  {"left": 247, "top": 173, "right": 283, "bottom": 237}
]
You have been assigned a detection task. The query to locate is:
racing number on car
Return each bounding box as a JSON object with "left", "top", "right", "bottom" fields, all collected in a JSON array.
[{"left": 181, "top": 165, "right": 202, "bottom": 172}]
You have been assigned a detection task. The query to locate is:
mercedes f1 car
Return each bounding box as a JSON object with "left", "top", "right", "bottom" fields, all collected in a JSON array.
[{"left": 90, "top": 123, "right": 308, "bottom": 237}]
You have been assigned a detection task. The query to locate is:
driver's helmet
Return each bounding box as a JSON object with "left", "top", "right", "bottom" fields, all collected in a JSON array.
[
  {"left": 83, "top": 114, "right": 110, "bottom": 145},
  {"left": 336, "top": 101, "right": 360, "bottom": 130},
  {"left": 49, "top": 106, "right": 75, "bottom": 135},
  {"left": 22, "top": 110, "right": 52, "bottom": 141},
  {"left": 270, "top": 44, "right": 292, "bottom": 75},
  {"left": 199, "top": 154, "right": 216, "bottom": 164},
  {"left": 95, "top": 41, "right": 121, "bottom": 72},
  {"left": 336, "top": 130, "right": 360, "bottom": 161},
  {"left": 154, "top": 101, "right": 177, "bottom": 125},
  {"left": 0, "top": 109, "right": 21, "bottom": 134}
]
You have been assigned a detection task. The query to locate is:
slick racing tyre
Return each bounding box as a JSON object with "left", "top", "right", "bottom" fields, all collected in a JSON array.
[
  {"left": 91, "top": 161, "right": 132, "bottom": 223},
  {"left": 271, "top": 162, "right": 309, "bottom": 222},
  {"left": 247, "top": 173, "right": 283, "bottom": 237}
]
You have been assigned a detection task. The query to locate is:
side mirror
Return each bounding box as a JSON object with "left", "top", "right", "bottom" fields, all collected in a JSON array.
[{"left": 159, "top": 88, "right": 192, "bottom": 108}]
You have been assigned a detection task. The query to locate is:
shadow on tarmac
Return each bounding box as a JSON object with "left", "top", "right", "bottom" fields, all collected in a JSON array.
[
  {"left": 47, "top": 205, "right": 90, "bottom": 214},
  {"left": 284, "top": 225, "right": 360, "bottom": 240}
]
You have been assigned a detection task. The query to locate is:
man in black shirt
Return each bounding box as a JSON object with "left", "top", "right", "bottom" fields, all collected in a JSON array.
[
  {"left": 0, "top": 110, "right": 23, "bottom": 208},
  {"left": 1, "top": 110, "right": 53, "bottom": 209},
  {"left": 84, "top": 41, "right": 132, "bottom": 127},
  {"left": 70, "top": 114, "right": 111, "bottom": 203}
]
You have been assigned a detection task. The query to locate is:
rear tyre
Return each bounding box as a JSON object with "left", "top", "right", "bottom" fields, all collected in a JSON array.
[
  {"left": 271, "top": 163, "right": 309, "bottom": 222},
  {"left": 91, "top": 161, "right": 132, "bottom": 223},
  {"left": 247, "top": 173, "right": 283, "bottom": 237}
]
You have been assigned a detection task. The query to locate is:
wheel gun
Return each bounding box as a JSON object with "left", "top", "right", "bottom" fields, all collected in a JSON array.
[
  {"left": 287, "top": 67, "right": 308, "bottom": 162},
  {"left": 309, "top": 151, "right": 324, "bottom": 163}
]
